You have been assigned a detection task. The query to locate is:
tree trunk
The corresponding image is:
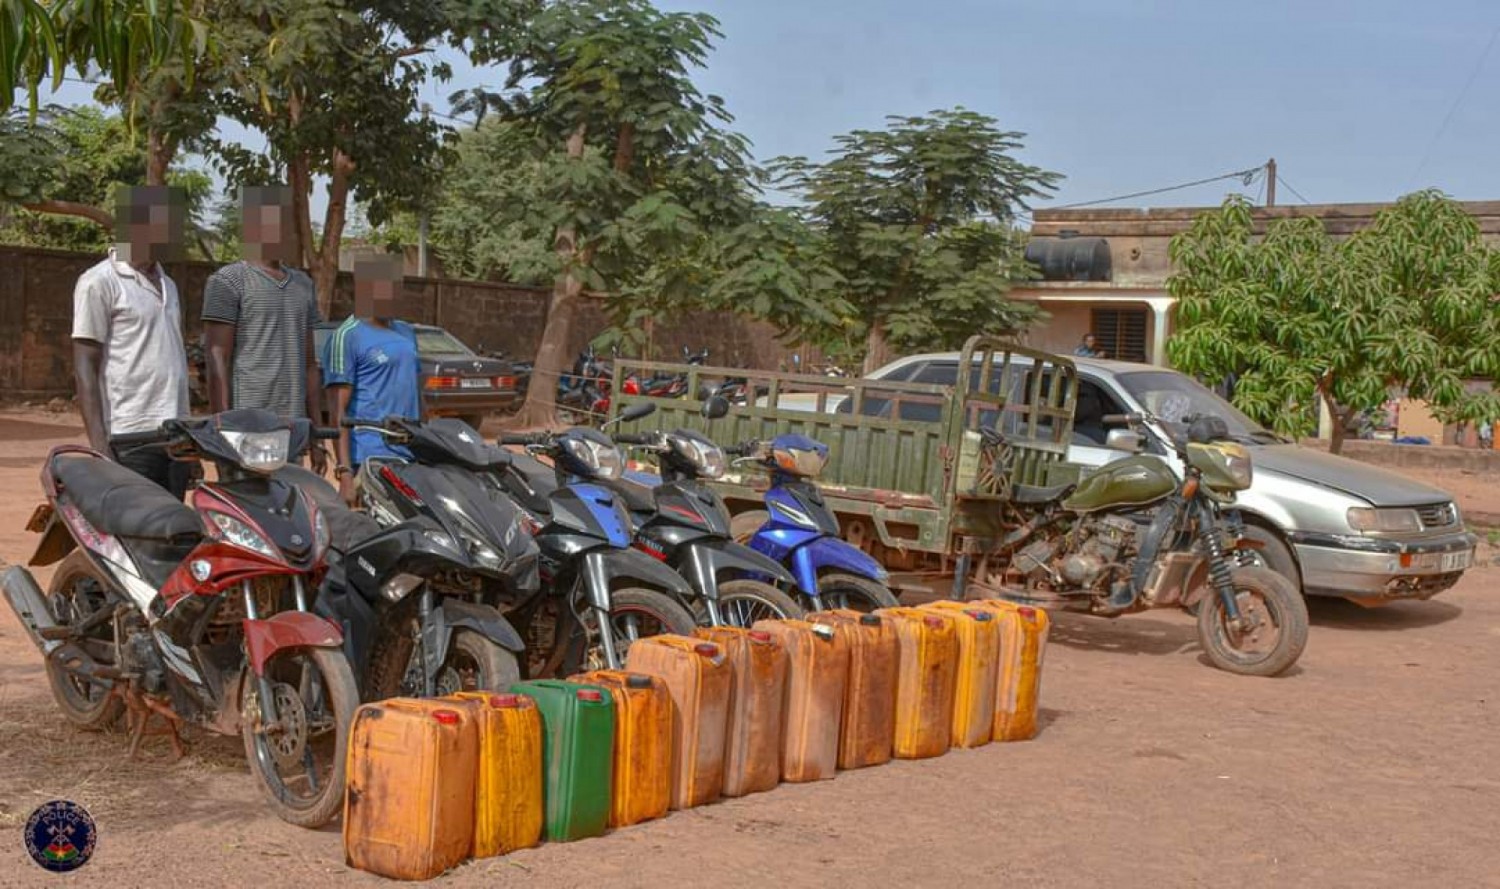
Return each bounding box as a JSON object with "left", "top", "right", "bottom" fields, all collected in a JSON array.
[
  {"left": 146, "top": 130, "right": 172, "bottom": 186},
  {"left": 288, "top": 153, "right": 316, "bottom": 270},
  {"left": 503, "top": 124, "right": 589, "bottom": 431},
  {"left": 1318, "top": 382, "right": 1348, "bottom": 455},
  {"left": 21, "top": 200, "right": 114, "bottom": 229},
  {"left": 862, "top": 320, "right": 891, "bottom": 376},
  {"left": 308, "top": 149, "right": 355, "bottom": 318}
]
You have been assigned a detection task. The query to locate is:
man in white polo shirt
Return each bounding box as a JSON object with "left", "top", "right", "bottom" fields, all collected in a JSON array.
[{"left": 72, "top": 185, "right": 192, "bottom": 497}]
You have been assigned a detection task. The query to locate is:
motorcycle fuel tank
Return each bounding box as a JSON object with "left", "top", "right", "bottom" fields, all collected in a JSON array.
[{"left": 1063, "top": 455, "right": 1177, "bottom": 513}]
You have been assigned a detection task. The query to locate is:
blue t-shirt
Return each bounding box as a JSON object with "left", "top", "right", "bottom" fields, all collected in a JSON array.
[{"left": 322, "top": 318, "right": 421, "bottom": 465}]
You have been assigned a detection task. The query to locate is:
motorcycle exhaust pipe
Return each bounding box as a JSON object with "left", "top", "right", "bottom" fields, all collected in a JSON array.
[{"left": 1, "top": 566, "right": 62, "bottom": 656}]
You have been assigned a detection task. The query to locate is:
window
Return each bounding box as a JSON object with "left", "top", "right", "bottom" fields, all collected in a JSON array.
[
  {"left": 1071, "top": 379, "right": 1127, "bottom": 445},
  {"left": 1090, "top": 308, "right": 1149, "bottom": 363},
  {"left": 413, "top": 327, "right": 474, "bottom": 356}
]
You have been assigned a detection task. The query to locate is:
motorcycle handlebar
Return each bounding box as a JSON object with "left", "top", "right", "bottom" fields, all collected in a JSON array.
[
  {"left": 724, "top": 440, "right": 760, "bottom": 457},
  {"left": 613, "top": 433, "right": 655, "bottom": 446},
  {"left": 498, "top": 433, "right": 548, "bottom": 446},
  {"left": 313, "top": 427, "right": 339, "bottom": 441},
  {"left": 1103, "top": 413, "right": 1144, "bottom": 426}
]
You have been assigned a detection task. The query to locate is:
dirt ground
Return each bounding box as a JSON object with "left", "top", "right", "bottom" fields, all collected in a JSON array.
[{"left": 0, "top": 412, "right": 1497, "bottom": 888}]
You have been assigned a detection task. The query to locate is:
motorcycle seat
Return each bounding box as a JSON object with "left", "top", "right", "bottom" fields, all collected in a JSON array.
[
  {"left": 52, "top": 455, "right": 202, "bottom": 541},
  {"left": 1010, "top": 482, "right": 1075, "bottom": 505},
  {"left": 273, "top": 465, "right": 381, "bottom": 552}
]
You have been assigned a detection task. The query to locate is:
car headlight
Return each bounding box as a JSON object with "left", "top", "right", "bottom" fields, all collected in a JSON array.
[
  {"left": 562, "top": 436, "right": 623, "bottom": 479},
  {"left": 312, "top": 509, "right": 331, "bottom": 556},
  {"left": 208, "top": 511, "right": 278, "bottom": 558},
  {"left": 221, "top": 429, "right": 290, "bottom": 473},
  {"left": 671, "top": 434, "right": 726, "bottom": 480},
  {"left": 1347, "top": 507, "right": 1422, "bottom": 533}
]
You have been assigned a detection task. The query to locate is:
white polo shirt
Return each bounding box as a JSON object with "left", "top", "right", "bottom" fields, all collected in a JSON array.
[{"left": 71, "top": 250, "right": 191, "bottom": 436}]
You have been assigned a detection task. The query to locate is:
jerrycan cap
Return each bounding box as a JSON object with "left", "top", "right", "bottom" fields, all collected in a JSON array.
[
  {"left": 576, "top": 688, "right": 605, "bottom": 703},
  {"left": 748, "top": 630, "right": 773, "bottom": 643},
  {"left": 694, "top": 643, "right": 720, "bottom": 658},
  {"left": 1018, "top": 606, "right": 1038, "bottom": 619},
  {"left": 810, "top": 624, "right": 835, "bottom": 641},
  {"left": 859, "top": 614, "right": 881, "bottom": 627},
  {"left": 489, "top": 693, "right": 526, "bottom": 709},
  {"left": 432, "top": 709, "right": 462, "bottom": 725},
  {"left": 967, "top": 610, "right": 993, "bottom": 622},
  {"left": 626, "top": 674, "right": 653, "bottom": 690},
  {"left": 922, "top": 615, "right": 945, "bottom": 629}
]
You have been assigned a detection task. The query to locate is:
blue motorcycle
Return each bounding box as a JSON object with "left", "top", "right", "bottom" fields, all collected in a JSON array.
[
  {"left": 725, "top": 434, "right": 900, "bottom": 612},
  {"left": 494, "top": 404, "right": 697, "bottom": 674}
]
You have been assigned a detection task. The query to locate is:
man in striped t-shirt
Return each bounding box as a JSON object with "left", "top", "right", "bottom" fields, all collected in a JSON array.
[{"left": 203, "top": 185, "right": 326, "bottom": 471}]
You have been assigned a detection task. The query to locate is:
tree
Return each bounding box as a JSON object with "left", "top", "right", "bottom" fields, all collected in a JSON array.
[
  {"left": 0, "top": 104, "right": 213, "bottom": 252},
  {"left": 770, "top": 108, "right": 1059, "bottom": 372},
  {"left": 1166, "top": 192, "right": 1500, "bottom": 453},
  {"left": 448, "top": 0, "right": 764, "bottom": 427}
]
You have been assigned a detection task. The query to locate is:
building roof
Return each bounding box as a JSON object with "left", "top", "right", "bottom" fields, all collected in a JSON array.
[{"left": 1030, "top": 200, "right": 1500, "bottom": 238}]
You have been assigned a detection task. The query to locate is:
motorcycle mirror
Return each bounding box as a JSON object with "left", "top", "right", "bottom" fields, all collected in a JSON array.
[
  {"left": 701, "top": 395, "right": 730, "bottom": 420},
  {"left": 1105, "top": 429, "right": 1144, "bottom": 453}
]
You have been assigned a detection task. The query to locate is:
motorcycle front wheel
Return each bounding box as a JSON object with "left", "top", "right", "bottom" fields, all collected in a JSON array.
[
  {"left": 711, "top": 580, "right": 806, "bottom": 626},
  {"left": 365, "top": 607, "right": 522, "bottom": 700},
  {"left": 241, "top": 646, "right": 358, "bottom": 829},
  {"left": 1195, "top": 566, "right": 1309, "bottom": 677},
  {"left": 586, "top": 588, "right": 696, "bottom": 670}
]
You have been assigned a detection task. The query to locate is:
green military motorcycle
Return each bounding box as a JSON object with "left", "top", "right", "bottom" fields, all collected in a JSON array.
[{"left": 982, "top": 412, "right": 1308, "bottom": 677}]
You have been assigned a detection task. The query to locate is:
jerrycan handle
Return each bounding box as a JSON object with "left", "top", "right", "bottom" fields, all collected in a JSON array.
[{"left": 810, "top": 624, "right": 835, "bottom": 641}]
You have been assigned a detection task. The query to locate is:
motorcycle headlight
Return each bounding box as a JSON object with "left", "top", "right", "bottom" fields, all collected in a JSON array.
[
  {"left": 562, "top": 436, "right": 623, "bottom": 479},
  {"left": 773, "top": 446, "right": 827, "bottom": 478},
  {"left": 208, "top": 511, "right": 278, "bottom": 559},
  {"left": 312, "top": 509, "right": 331, "bottom": 556},
  {"left": 220, "top": 429, "right": 290, "bottom": 473},
  {"left": 1224, "top": 450, "right": 1253, "bottom": 489},
  {"left": 671, "top": 434, "right": 726, "bottom": 480},
  {"left": 1347, "top": 507, "right": 1422, "bottom": 533},
  {"left": 472, "top": 543, "right": 503, "bottom": 570},
  {"left": 423, "top": 529, "right": 459, "bottom": 552}
]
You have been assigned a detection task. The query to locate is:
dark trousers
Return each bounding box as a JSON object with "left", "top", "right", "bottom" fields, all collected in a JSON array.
[{"left": 111, "top": 440, "right": 192, "bottom": 501}]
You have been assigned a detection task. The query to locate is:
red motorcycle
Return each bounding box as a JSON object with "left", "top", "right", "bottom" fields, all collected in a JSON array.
[
  {"left": 0, "top": 409, "right": 357, "bottom": 828},
  {"left": 620, "top": 346, "right": 710, "bottom": 400}
]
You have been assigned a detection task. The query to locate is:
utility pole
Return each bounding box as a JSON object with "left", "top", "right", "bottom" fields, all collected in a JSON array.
[{"left": 1265, "top": 157, "right": 1277, "bottom": 206}]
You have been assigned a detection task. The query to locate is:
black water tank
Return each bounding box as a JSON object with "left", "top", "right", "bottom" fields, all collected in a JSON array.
[{"left": 1024, "top": 236, "right": 1112, "bottom": 282}]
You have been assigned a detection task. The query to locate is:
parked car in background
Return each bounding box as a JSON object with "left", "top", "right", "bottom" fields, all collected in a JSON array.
[
  {"left": 834, "top": 351, "right": 1476, "bottom": 606},
  {"left": 313, "top": 322, "right": 519, "bottom": 429}
]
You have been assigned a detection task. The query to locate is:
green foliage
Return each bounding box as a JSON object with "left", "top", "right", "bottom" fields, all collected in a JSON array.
[
  {"left": 769, "top": 108, "right": 1059, "bottom": 360},
  {"left": 1167, "top": 192, "right": 1500, "bottom": 447}
]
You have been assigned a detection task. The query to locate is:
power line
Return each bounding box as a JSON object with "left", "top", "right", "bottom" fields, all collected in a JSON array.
[
  {"left": 1412, "top": 20, "right": 1500, "bottom": 184},
  {"left": 1051, "top": 165, "right": 1264, "bottom": 210},
  {"left": 1276, "top": 174, "right": 1311, "bottom": 205}
]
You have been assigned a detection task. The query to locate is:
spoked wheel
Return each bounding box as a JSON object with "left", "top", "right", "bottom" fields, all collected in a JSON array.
[
  {"left": 710, "top": 580, "right": 805, "bottom": 626},
  {"left": 585, "top": 588, "right": 696, "bottom": 670},
  {"left": 241, "top": 646, "right": 357, "bottom": 828},
  {"left": 816, "top": 572, "right": 900, "bottom": 613},
  {"left": 45, "top": 552, "right": 124, "bottom": 730},
  {"left": 1196, "top": 566, "right": 1309, "bottom": 677}
]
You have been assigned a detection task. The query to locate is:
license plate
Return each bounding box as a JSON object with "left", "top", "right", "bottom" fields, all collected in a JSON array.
[
  {"left": 1438, "top": 549, "right": 1471, "bottom": 572},
  {"left": 460, "top": 378, "right": 493, "bottom": 389}
]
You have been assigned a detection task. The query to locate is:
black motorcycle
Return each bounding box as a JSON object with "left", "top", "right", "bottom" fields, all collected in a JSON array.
[{"left": 288, "top": 417, "right": 537, "bottom": 699}]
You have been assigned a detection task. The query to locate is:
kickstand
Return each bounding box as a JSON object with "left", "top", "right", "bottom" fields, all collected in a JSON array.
[{"left": 114, "top": 682, "right": 187, "bottom": 761}]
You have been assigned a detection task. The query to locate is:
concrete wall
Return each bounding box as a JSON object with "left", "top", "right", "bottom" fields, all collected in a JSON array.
[{"left": 0, "top": 246, "right": 814, "bottom": 399}]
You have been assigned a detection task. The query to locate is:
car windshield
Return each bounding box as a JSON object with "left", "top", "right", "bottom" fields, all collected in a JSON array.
[
  {"left": 1115, "top": 371, "right": 1283, "bottom": 444},
  {"left": 415, "top": 328, "right": 473, "bottom": 356}
]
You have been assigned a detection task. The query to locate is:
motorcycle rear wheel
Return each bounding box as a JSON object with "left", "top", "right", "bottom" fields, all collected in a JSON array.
[
  {"left": 816, "top": 573, "right": 900, "bottom": 612},
  {"left": 1196, "top": 566, "right": 1309, "bottom": 677},
  {"left": 242, "top": 646, "right": 357, "bottom": 829},
  {"left": 44, "top": 552, "right": 124, "bottom": 731}
]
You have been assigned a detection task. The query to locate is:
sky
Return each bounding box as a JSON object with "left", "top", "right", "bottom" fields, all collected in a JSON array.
[{"left": 45, "top": 0, "right": 1500, "bottom": 216}]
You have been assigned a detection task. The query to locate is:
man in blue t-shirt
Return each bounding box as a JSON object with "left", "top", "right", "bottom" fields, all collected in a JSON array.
[{"left": 322, "top": 255, "right": 421, "bottom": 504}]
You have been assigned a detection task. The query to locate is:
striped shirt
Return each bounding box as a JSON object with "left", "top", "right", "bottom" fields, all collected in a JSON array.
[{"left": 202, "top": 261, "right": 322, "bottom": 419}]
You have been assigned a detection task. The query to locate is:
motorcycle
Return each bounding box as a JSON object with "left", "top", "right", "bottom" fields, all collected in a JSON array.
[
  {"left": 621, "top": 346, "right": 710, "bottom": 400},
  {"left": 557, "top": 344, "right": 613, "bottom": 422},
  {"left": 980, "top": 412, "right": 1309, "bottom": 677},
  {"left": 0, "top": 409, "right": 357, "bottom": 828},
  {"left": 726, "top": 434, "right": 902, "bottom": 612},
  {"left": 307, "top": 417, "right": 537, "bottom": 699},
  {"left": 608, "top": 396, "right": 805, "bottom": 626},
  {"left": 493, "top": 404, "right": 698, "bottom": 674}
]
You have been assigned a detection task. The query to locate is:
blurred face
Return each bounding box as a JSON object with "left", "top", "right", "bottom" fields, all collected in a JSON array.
[
  {"left": 1084, "top": 335, "right": 1097, "bottom": 349},
  {"left": 115, "top": 185, "right": 184, "bottom": 265},
  {"left": 354, "top": 255, "right": 404, "bottom": 319},
  {"left": 242, "top": 186, "right": 295, "bottom": 263}
]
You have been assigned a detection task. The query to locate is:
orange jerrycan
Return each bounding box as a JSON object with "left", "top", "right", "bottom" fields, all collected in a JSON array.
[
  {"left": 625, "top": 634, "right": 732, "bottom": 809},
  {"left": 570, "top": 670, "right": 673, "bottom": 827},
  {"left": 807, "top": 609, "right": 898, "bottom": 770},
  {"left": 879, "top": 607, "right": 959, "bottom": 760},
  {"left": 920, "top": 603, "right": 1001, "bottom": 748},
  {"left": 751, "top": 619, "right": 849, "bottom": 783},
  {"left": 695, "top": 626, "right": 787, "bottom": 797},
  {"left": 343, "top": 698, "right": 479, "bottom": 881},
  {"left": 447, "top": 692, "right": 544, "bottom": 857},
  {"left": 972, "top": 600, "right": 1052, "bottom": 741}
]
